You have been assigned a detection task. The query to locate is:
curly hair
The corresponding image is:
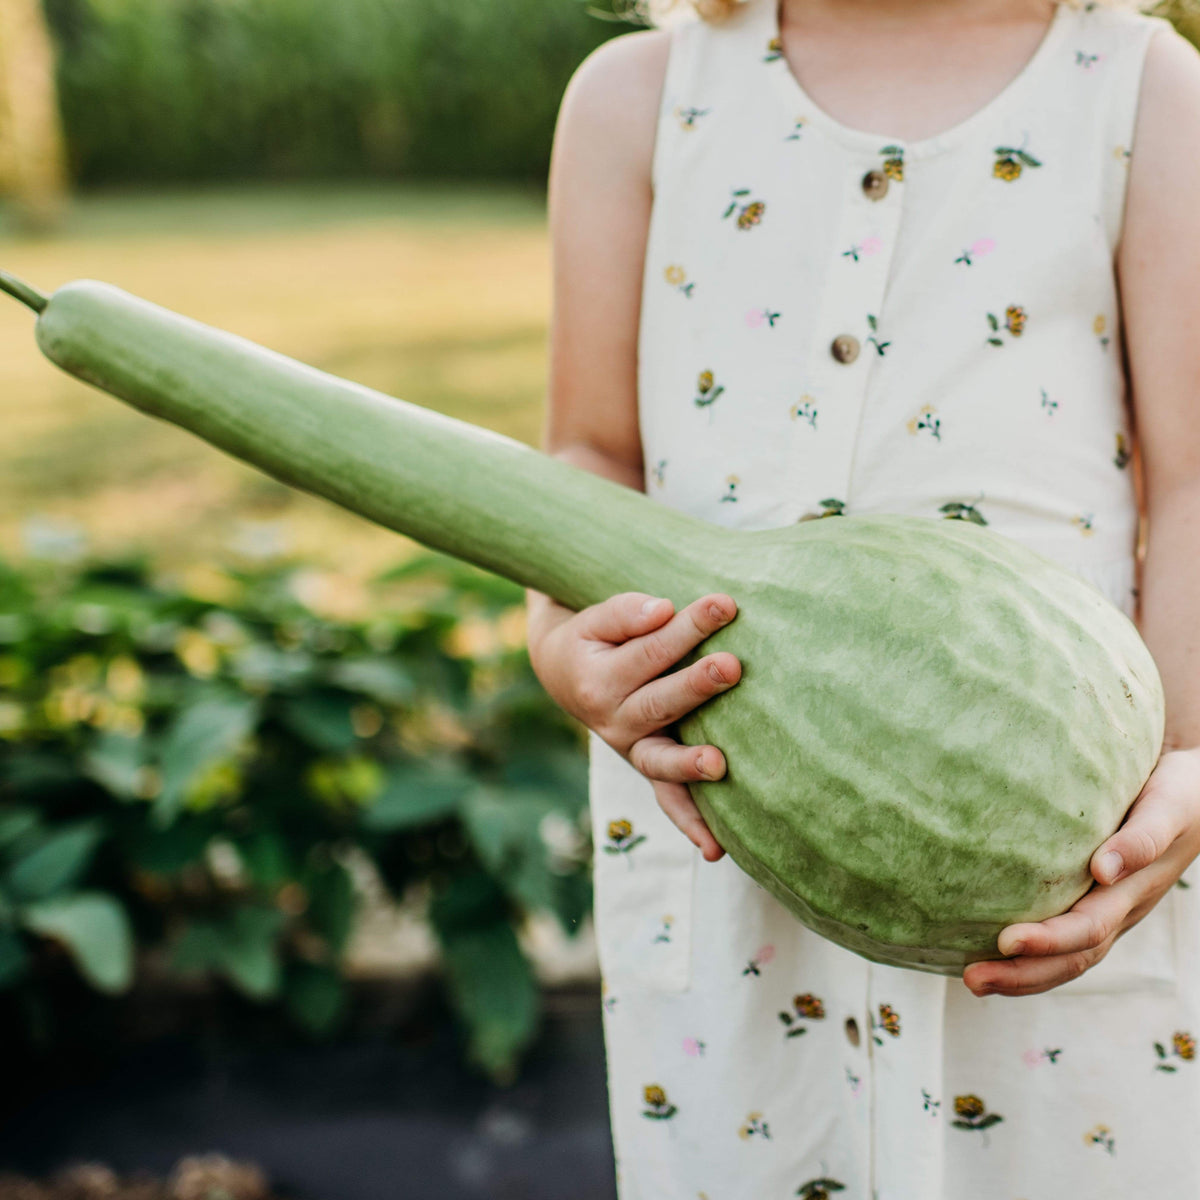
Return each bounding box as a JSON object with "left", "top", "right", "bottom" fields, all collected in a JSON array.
[{"left": 626, "top": 0, "right": 1185, "bottom": 28}]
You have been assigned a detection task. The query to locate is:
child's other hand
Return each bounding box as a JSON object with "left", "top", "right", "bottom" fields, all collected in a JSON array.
[
  {"left": 963, "top": 745, "right": 1200, "bottom": 997},
  {"left": 527, "top": 590, "right": 741, "bottom": 861}
]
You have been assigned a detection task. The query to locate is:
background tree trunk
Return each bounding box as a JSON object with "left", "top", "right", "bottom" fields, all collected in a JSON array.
[{"left": 0, "top": 0, "right": 68, "bottom": 230}]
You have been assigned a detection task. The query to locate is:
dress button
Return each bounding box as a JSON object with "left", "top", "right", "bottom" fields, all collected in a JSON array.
[
  {"left": 861, "top": 168, "right": 889, "bottom": 200},
  {"left": 844, "top": 1017, "right": 861, "bottom": 1047},
  {"left": 831, "top": 334, "right": 860, "bottom": 364}
]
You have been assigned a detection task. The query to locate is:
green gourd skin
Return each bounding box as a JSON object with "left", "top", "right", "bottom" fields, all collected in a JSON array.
[{"left": 2, "top": 276, "right": 1167, "bottom": 974}]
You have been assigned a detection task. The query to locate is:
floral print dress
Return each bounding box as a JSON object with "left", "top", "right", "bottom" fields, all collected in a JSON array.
[{"left": 587, "top": 1, "right": 1200, "bottom": 1196}]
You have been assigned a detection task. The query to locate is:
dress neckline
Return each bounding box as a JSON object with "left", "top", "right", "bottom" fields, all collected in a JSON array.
[{"left": 757, "top": 0, "right": 1074, "bottom": 159}]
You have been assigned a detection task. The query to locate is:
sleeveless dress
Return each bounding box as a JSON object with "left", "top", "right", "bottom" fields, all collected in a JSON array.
[{"left": 586, "top": 1, "right": 1200, "bottom": 1195}]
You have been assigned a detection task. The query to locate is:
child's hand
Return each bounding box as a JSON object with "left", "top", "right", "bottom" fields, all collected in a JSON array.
[
  {"left": 527, "top": 590, "right": 741, "bottom": 861},
  {"left": 963, "top": 745, "right": 1200, "bottom": 997}
]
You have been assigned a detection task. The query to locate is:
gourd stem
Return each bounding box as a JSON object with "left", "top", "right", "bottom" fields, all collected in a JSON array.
[{"left": 0, "top": 271, "right": 48, "bottom": 314}]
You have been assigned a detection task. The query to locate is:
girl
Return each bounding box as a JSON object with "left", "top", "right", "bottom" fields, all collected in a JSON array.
[{"left": 526, "top": 0, "right": 1200, "bottom": 1193}]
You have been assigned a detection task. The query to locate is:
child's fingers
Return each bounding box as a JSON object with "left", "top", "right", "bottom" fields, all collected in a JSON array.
[
  {"left": 577, "top": 591, "right": 677, "bottom": 644},
  {"left": 616, "top": 651, "right": 741, "bottom": 742},
  {"left": 628, "top": 733, "right": 727, "bottom": 783},
  {"left": 609, "top": 593, "right": 738, "bottom": 693},
  {"left": 651, "top": 778, "right": 726, "bottom": 861}
]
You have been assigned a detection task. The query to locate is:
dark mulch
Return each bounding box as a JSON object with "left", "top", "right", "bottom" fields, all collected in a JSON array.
[
  {"left": 0, "top": 979, "right": 616, "bottom": 1200},
  {"left": 0, "top": 1155, "right": 282, "bottom": 1200}
]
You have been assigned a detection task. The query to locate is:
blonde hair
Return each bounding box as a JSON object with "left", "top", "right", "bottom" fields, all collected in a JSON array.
[{"left": 624, "top": 0, "right": 1180, "bottom": 28}]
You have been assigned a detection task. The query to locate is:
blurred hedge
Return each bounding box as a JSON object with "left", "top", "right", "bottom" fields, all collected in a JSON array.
[
  {"left": 0, "top": 547, "right": 591, "bottom": 1083},
  {"left": 39, "top": 0, "right": 628, "bottom": 187}
]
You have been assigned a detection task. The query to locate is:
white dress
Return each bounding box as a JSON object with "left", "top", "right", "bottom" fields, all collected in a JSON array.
[{"left": 587, "top": 1, "right": 1200, "bottom": 1195}]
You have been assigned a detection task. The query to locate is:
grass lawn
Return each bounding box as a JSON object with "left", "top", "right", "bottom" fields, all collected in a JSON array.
[{"left": 0, "top": 182, "right": 552, "bottom": 618}]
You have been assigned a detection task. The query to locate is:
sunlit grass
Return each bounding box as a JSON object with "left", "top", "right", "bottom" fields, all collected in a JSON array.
[{"left": 0, "top": 182, "right": 552, "bottom": 607}]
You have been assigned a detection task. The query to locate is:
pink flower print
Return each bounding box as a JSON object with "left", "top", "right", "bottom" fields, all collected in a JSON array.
[
  {"left": 1021, "top": 1048, "right": 1042, "bottom": 1068},
  {"left": 742, "top": 943, "right": 776, "bottom": 977},
  {"left": 745, "top": 307, "right": 781, "bottom": 329},
  {"left": 682, "top": 1036, "right": 706, "bottom": 1057},
  {"left": 842, "top": 235, "right": 882, "bottom": 263},
  {"left": 955, "top": 236, "right": 996, "bottom": 266}
]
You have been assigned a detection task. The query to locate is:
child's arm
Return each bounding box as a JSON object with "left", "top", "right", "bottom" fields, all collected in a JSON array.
[
  {"left": 525, "top": 29, "right": 743, "bottom": 861},
  {"left": 964, "top": 23, "right": 1200, "bottom": 998}
]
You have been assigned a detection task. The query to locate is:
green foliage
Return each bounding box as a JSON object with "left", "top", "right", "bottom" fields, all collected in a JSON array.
[
  {"left": 0, "top": 547, "right": 590, "bottom": 1081},
  {"left": 39, "top": 0, "right": 621, "bottom": 187}
]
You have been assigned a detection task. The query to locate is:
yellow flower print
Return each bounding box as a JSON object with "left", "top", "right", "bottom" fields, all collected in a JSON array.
[
  {"left": 664, "top": 264, "right": 694, "bottom": 298},
  {"left": 721, "top": 475, "right": 740, "bottom": 504},
  {"left": 786, "top": 116, "right": 808, "bottom": 142},
  {"left": 737, "top": 201, "right": 766, "bottom": 230},
  {"left": 654, "top": 914, "right": 674, "bottom": 943},
  {"left": 723, "top": 187, "right": 767, "bottom": 230},
  {"left": 1114, "top": 433, "right": 1130, "bottom": 470},
  {"left": 798, "top": 498, "right": 846, "bottom": 521},
  {"left": 951, "top": 1094, "right": 1003, "bottom": 1143},
  {"left": 674, "top": 104, "right": 710, "bottom": 131},
  {"left": 642, "top": 1083, "right": 678, "bottom": 1120},
  {"left": 993, "top": 139, "right": 1042, "bottom": 181},
  {"left": 790, "top": 394, "right": 818, "bottom": 429},
  {"left": 1154, "top": 1031, "right": 1196, "bottom": 1070},
  {"left": 1093, "top": 313, "right": 1107, "bottom": 336},
  {"left": 737, "top": 1111, "right": 771, "bottom": 1140},
  {"left": 986, "top": 306, "right": 1027, "bottom": 346},
  {"left": 694, "top": 369, "right": 725, "bottom": 412},
  {"left": 872, "top": 1004, "right": 901, "bottom": 1044},
  {"left": 906, "top": 405, "right": 941, "bottom": 441},
  {"left": 605, "top": 818, "right": 647, "bottom": 857},
  {"left": 779, "top": 992, "right": 826, "bottom": 1037},
  {"left": 1071, "top": 513, "right": 1095, "bottom": 537},
  {"left": 880, "top": 144, "right": 905, "bottom": 181},
  {"left": 1113, "top": 144, "right": 1131, "bottom": 168},
  {"left": 764, "top": 35, "right": 783, "bottom": 62},
  {"left": 1083, "top": 1123, "right": 1116, "bottom": 1154}
]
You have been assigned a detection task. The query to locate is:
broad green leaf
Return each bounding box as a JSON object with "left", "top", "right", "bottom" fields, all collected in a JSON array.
[
  {"left": 82, "top": 731, "right": 150, "bottom": 801},
  {"left": 360, "top": 760, "right": 475, "bottom": 831},
  {"left": 238, "top": 831, "right": 293, "bottom": 888},
  {"left": 460, "top": 785, "right": 566, "bottom": 916},
  {"left": 0, "top": 807, "right": 40, "bottom": 848},
  {"left": 285, "top": 963, "right": 346, "bottom": 1036},
  {"left": 430, "top": 881, "right": 539, "bottom": 1083},
  {"left": 0, "top": 926, "right": 29, "bottom": 987},
  {"left": 20, "top": 892, "right": 134, "bottom": 993},
  {"left": 125, "top": 821, "right": 210, "bottom": 874},
  {"left": 303, "top": 861, "right": 358, "bottom": 956},
  {"left": 324, "top": 657, "right": 414, "bottom": 704},
  {"left": 172, "top": 907, "right": 284, "bottom": 1000},
  {"left": 6, "top": 820, "right": 104, "bottom": 902},
  {"left": 154, "top": 691, "right": 261, "bottom": 825},
  {"left": 218, "top": 907, "right": 284, "bottom": 999},
  {"left": 280, "top": 692, "right": 360, "bottom": 753},
  {"left": 0, "top": 752, "right": 78, "bottom": 796}
]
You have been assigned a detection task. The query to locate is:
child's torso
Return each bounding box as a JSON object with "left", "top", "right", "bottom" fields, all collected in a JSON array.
[{"left": 637, "top": 0, "right": 1171, "bottom": 594}]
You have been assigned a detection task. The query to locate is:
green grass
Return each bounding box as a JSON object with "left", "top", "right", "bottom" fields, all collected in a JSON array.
[{"left": 0, "top": 182, "right": 553, "bottom": 610}]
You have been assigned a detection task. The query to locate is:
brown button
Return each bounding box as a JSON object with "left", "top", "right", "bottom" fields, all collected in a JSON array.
[
  {"left": 844, "top": 1017, "right": 861, "bottom": 1047},
  {"left": 831, "top": 334, "right": 860, "bottom": 364},
  {"left": 862, "top": 168, "right": 889, "bottom": 200}
]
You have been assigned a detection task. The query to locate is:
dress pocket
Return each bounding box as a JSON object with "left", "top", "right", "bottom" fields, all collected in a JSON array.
[{"left": 588, "top": 731, "right": 697, "bottom": 993}]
